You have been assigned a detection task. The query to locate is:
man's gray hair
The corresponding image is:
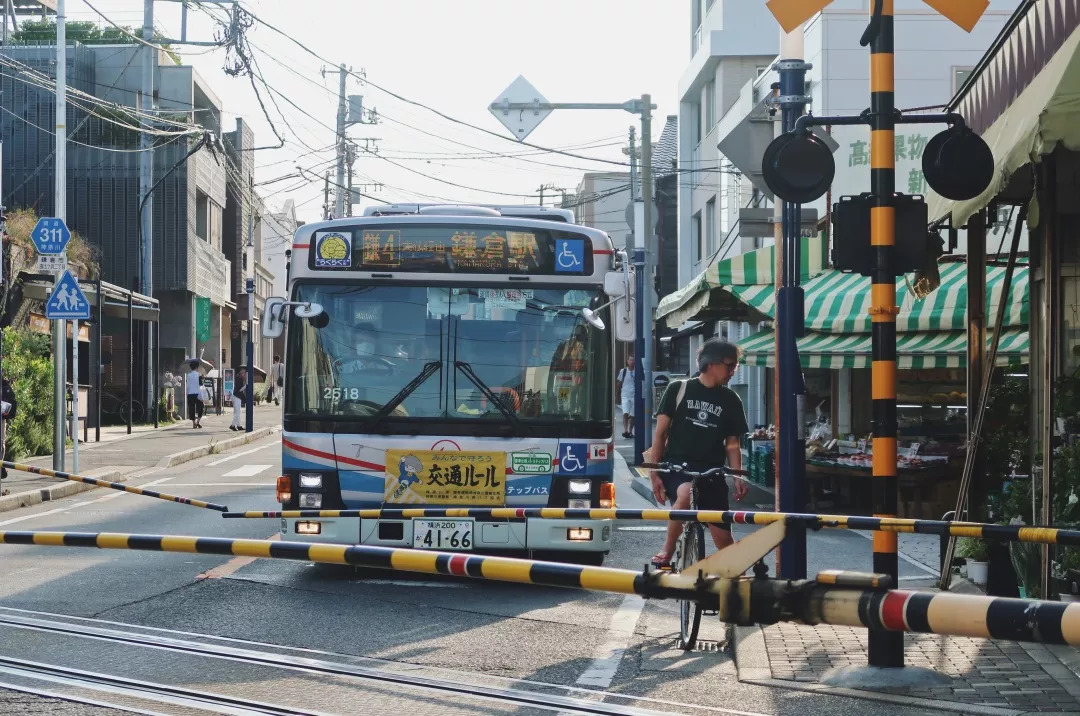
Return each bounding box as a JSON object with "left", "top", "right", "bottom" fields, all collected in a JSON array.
[{"left": 697, "top": 338, "right": 742, "bottom": 373}]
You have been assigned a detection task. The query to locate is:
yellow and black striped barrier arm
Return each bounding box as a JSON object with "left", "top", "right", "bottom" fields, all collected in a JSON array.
[
  {"left": 1, "top": 461, "right": 229, "bottom": 512},
  {"left": 222, "top": 507, "right": 1080, "bottom": 547},
  {"left": 1, "top": 529, "right": 1078, "bottom": 647}
]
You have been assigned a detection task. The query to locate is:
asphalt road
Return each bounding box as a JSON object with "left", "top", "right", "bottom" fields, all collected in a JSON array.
[{"left": 0, "top": 433, "right": 947, "bottom": 715}]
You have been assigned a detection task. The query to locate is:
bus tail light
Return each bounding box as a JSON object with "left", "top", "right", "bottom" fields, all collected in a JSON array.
[
  {"left": 599, "top": 482, "right": 615, "bottom": 508},
  {"left": 276, "top": 476, "right": 292, "bottom": 504}
]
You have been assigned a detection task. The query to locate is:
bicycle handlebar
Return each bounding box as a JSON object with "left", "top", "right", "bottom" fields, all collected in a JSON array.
[{"left": 640, "top": 462, "right": 748, "bottom": 478}]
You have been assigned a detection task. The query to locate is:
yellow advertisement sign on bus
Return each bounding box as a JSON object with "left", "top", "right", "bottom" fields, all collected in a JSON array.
[{"left": 384, "top": 450, "right": 506, "bottom": 506}]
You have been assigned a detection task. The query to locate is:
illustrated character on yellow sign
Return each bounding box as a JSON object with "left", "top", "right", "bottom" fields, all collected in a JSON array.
[{"left": 393, "top": 454, "right": 423, "bottom": 499}]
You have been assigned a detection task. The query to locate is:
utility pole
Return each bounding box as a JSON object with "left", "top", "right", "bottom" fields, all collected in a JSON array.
[
  {"left": 52, "top": 0, "right": 66, "bottom": 471},
  {"left": 345, "top": 144, "right": 355, "bottom": 217},
  {"left": 628, "top": 126, "right": 646, "bottom": 466},
  {"left": 245, "top": 177, "right": 254, "bottom": 433},
  {"left": 323, "top": 172, "right": 331, "bottom": 220},
  {"left": 639, "top": 95, "right": 655, "bottom": 444},
  {"left": 334, "top": 64, "right": 347, "bottom": 218},
  {"left": 140, "top": 0, "right": 155, "bottom": 414}
]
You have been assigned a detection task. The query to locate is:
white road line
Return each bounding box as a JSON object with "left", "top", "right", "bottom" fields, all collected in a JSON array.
[
  {"left": 0, "top": 478, "right": 180, "bottom": 525},
  {"left": 574, "top": 594, "right": 646, "bottom": 688},
  {"left": 616, "top": 526, "right": 668, "bottom": 532},
  {"left": 851, "top": 530, "right": 940, "bottom": 576},
  {"left": 221, "top": 464, "right": 273, "bottom": 478},
  {"left": 165, "top": 483, "right": 273, "bottom": 487},
  {"left": 206, "top": 443, "right": 277, "bottom": 467}
]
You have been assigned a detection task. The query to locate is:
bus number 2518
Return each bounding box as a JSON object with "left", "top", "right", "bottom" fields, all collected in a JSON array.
[{"left": 323, "top": 387, "right": 363, "bottom": 400}]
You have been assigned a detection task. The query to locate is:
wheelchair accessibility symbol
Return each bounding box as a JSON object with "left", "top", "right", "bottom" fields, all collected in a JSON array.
[
  {"left": 557, "top": 442, "right": 588, "bottom": 475},
  {"left": 555, "top": 239, "right": 585, "bottom": 273}
]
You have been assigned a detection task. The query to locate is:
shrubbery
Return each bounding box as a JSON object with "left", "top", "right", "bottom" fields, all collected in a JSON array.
[{"left": 1, "top": 327, "right": 54, "bottom": 460}]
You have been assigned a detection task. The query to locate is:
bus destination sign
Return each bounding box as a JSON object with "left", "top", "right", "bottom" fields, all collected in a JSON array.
[{"left": 310, "top": 225, "right": 593, "bottom": 275}]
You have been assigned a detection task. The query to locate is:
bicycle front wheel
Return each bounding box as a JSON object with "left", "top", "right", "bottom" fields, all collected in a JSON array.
[{"left": 678, "top": 522, "right": 705, "bottom": 651}]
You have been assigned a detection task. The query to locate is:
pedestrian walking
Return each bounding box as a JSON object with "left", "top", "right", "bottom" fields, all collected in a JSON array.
[
  {"left": 231, "top": 368, "right": 247, "bottom": 431},
  {"left": 0, "top": 375, "right": 16, "bottom": 484},
  {"left": 615, "top": 355, "right": 636, "bottom": 439},
  {"left": 185, "top": 360, "right": 203, "bottom": 429},
  {"left": 267, "top": 355, "right": 284, "bottom": 406}
]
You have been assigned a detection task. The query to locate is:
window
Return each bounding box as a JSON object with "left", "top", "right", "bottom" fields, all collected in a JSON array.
[
  {"left": 719, "top": 170, "right": 731, "bottom": 236},
  {"left": 692, "top": 101, "right": 702, "bottom": 144},
  {"left": 692, "top": 211, "right": 703, "bottom": 262},
  {"left": 705, "top": 199, "right": 716, "bottom": 258},
  {"left": 953, "top": 67, "right": 974, "bottom": 95},
  {"left": 705, "top": 80, "right": 716, "bottom": 129},
  {"left": 195, "top": 190, "right": 209, "bottom": 242}
]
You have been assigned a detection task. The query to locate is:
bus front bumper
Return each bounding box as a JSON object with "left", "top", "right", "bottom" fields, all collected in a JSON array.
[{"left": 279, "top": 516, "right": 613, "bottom": 553}]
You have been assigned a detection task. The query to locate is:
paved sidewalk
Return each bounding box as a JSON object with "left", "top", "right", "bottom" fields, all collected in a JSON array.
[
  {"left": 0, "top": 404, "right": 282, "bottom": 509},
  {"left": 735, "top": 602, "right": 1080, "bottom": 714}
]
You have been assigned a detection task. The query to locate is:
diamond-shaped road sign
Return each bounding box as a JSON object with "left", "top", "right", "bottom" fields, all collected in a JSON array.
[
  {"left": 489, "top": 75, "right": 552, "bottom": 142},
  {"left": 45, "top": 270, "right": 90, "bottom": 320},
  {"left": 32, "top": 216, "right": 71, "bottom": 255},
  {"left": 766, "top": 0, "right": 988, "bottom": 33}
]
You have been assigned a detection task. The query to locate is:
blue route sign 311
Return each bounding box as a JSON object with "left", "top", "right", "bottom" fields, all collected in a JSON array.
[
  {"left": 32, "top": 217, "right": 71, "bottom": 255},
  {"left": 45, "top": 270, "right": 90, "bottom": 320}
]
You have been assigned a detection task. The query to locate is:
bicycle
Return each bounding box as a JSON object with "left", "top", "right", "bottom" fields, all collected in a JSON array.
[{"left": 641, "top": 461, "right": 749, "bottom": 651}]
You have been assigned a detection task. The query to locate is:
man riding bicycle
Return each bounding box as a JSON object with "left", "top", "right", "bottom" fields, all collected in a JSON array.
[{"left": 649, "top": 338, "right": 748, "bottom": 568}]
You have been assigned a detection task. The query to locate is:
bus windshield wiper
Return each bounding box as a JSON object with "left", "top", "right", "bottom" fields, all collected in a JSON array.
[
  {"left": 454, "top": 361, "right": 520, "bottom": 427},
  {"left": 367, "top": 361, "right": 441, "bottom": 426}
]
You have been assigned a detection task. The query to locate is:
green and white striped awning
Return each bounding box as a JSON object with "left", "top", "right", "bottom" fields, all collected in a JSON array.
[
  {"left": 738, "top": 327, "right": 1029, "bottom": 369},
  {"left": 727, "top": 262, "right": 1029, "bottom": 332},
  {"left": 656, "top": 233, "right": 827, "bottom": 327}
]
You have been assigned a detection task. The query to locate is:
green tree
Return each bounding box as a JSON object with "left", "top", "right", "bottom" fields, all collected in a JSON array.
[
  {"left": 11, "top": 20, "right": 181, "bottom": 64},
  {"left": 1, "top": 327, "right": 54, "bottom": 460}
]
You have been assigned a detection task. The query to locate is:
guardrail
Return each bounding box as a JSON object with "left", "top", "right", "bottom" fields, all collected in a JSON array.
[
  {"left": 222, "top": 507, "right": 1080, "bottom": 546},
  {"left": 1, "top": 529, "right": 1077, "bottom": 647},
  {"left": 0, "top": 461, "right": 229, "bottom": 512}
]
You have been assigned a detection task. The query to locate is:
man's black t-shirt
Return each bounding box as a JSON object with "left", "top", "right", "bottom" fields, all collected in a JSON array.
[{"left": 658, "top": 378, "right": 748, "bottom": 466}]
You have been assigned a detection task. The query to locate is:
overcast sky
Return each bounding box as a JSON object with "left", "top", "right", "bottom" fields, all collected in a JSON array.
[{"left": 63, "top": 1, "right": 693, "bottom": 224}]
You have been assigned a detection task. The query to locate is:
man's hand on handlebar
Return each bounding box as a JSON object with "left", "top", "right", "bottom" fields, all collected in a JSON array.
[{"left": 733, "top": 477, "right": 749, "bottom": 502}]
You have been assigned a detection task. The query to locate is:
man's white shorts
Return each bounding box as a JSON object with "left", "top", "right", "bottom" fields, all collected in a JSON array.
[{"left": 620, "top": 396, "right": 634, "bottom": 416}]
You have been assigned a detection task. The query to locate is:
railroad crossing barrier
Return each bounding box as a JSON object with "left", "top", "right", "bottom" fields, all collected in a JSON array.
[
  {"left": 222, "top": 507, "right": 1080, "bottom": 546},
  {"left": 0, "top": 461, "right": 229, "bottom": 512},
  {"left": 1, "top": 529, "right": 1078, "bottom": 647}
]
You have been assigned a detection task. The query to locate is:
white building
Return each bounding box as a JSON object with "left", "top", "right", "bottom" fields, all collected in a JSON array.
[
  {"left": 260, "top": 199, "right": 298, "bottom": 298},
  {"left": 567, "top": 173, "right": 632, "bottom": 249},
  {"left": 666, "top": 0, "right": 1016, "bottom": 429}
]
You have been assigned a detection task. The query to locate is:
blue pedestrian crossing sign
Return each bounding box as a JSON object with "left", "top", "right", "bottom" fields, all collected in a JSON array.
[
  {"left": 45, "top": 271, "right": 90, "bottom": 320},
  {"left": 32, "top": 217, "right": 71, "bottom": 255}
]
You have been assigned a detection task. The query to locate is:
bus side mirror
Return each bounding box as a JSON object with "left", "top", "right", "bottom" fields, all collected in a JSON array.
[
  {"left": 602, "top": 270, "right": 635, "bottom": 343},
  {"left": 263, "top": 297, "right": 286, "bottom": 338}
]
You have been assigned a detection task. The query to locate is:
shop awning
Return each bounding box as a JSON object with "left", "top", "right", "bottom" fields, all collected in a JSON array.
[
  {"left": 738, "top": 327, "right": 1029, "bottom": 369},
  {"left": 656, "top": 233, "right": 827, "bottom": 327},
  {"left": 928, "top": 0, "right": 1080, "bottom": 226},
  {"left": 724, "top": 261, "right": 1028, "bottom": 333}
]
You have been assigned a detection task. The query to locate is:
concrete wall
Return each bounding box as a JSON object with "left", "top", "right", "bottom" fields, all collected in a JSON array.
[{"left": 572, "top": 173, "right": 631, "bottom": 249}]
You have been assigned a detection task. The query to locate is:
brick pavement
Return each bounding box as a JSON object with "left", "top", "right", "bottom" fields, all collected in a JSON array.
[{"left": 757, "top": 621, "right": 1080, "bottom": 712}]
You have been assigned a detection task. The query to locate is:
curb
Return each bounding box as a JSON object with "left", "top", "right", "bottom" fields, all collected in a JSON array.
[
  {"left": 628, "top": 469, "right": 659, "bottom": 507},
  {"left": 0, "top": 469, "right": 126, "bottom": 514},
  {"left": 157, "top": 424, "right": 282, "bottom": 468},
  {"left": 731, "top": 624, "right": 1022, "bottom": 716}
]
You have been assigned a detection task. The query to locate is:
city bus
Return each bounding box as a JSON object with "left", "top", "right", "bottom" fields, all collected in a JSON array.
[{"left": 263, "top": 207, "right": 633, "bottom": 564}]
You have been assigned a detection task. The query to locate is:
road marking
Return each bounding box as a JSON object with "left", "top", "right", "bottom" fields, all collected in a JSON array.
[
  {"left": 851, "top": 530, "right": 940, "bottom": 576},
  {"left": 196, "top": 534, "right": 280, "bottom": 580},
  {"left": 165, "top": 483, "right": 274, "bottom": 487},
  {"left": 0, "top": 477, "right": 180, "bottom": 526},
  {"left": 357, "top": 579, "right": 468, "bottom": 588},
  {"left": 206, "top": 443, "right": 277, "bottom": 467},
  {"left": 221, "top": 464, "right": 273, "bottom": 478},
  {"left": 574, "top": 594, "right": 645, "bottom": 688},
  {"left": 616, "top": 526, "right": 668, "bottom": 532}
]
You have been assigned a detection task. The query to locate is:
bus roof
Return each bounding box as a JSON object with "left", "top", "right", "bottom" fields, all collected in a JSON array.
[{"left": 361, "top": 203, "right": 575, "bottom": 223}]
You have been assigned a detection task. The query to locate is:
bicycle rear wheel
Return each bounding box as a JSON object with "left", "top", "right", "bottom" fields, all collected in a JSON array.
[{"left": 678, "top": 522, "right": 705, "bottom": 650}]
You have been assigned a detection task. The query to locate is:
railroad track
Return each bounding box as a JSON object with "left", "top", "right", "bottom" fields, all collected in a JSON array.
[{"left": 0, "top": 607, "right": 760, "bottom": 716}]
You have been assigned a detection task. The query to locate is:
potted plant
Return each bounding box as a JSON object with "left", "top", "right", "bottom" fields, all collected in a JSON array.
[{"left": 957, "top": 537, "right": 990, "bottom": 586}]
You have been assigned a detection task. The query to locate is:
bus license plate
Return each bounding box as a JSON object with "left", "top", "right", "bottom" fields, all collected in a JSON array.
[{"left": 413, "top": 519, "right": 474, "bottom": 551}]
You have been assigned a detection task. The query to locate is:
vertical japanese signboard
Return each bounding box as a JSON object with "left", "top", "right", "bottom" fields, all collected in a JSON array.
[{"left": 195, "top": 297, "right": 211, "bottom": 343}]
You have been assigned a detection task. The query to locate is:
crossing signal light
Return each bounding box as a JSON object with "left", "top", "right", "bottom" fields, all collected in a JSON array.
[
  {"left": 922, "top": 125, "right": 995, "bottom": 201},
  {"left": 761, "top": 130, "right": 835, "bottom": 204}
]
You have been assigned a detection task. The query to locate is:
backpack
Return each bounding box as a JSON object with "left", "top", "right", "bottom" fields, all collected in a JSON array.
[{"left": 641, "top": 379, "right": 690, "bottom": 463}]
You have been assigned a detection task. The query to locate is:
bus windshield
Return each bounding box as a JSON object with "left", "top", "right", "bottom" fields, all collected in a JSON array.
[{"left": 285, "top": 283, "right": 612, "bottom": 430}]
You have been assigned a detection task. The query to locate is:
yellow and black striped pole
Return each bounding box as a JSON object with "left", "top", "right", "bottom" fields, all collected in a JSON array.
[
  {"left": 868, "top": 0, "right": 902, "bottom": 667},
  {"left": 223, "top": 507, "right": 1080, "bottom": 546},
  {"left": 2, "top": 529, "right": 1080, "bottom": 647},
  {"left": 0, "top": 461, "right": 229, "bottom": 512}
]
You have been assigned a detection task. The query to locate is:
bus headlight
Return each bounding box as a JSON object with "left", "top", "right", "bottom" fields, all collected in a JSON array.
[
  {"left": 299, "top": 493, "right": 323, "bottom": 509},
  {"left": 299, "top": 473, "right": 323, "bottom": 488},
  {"left": 568, "top": 479, "right": 591, "bottom": 495}
]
